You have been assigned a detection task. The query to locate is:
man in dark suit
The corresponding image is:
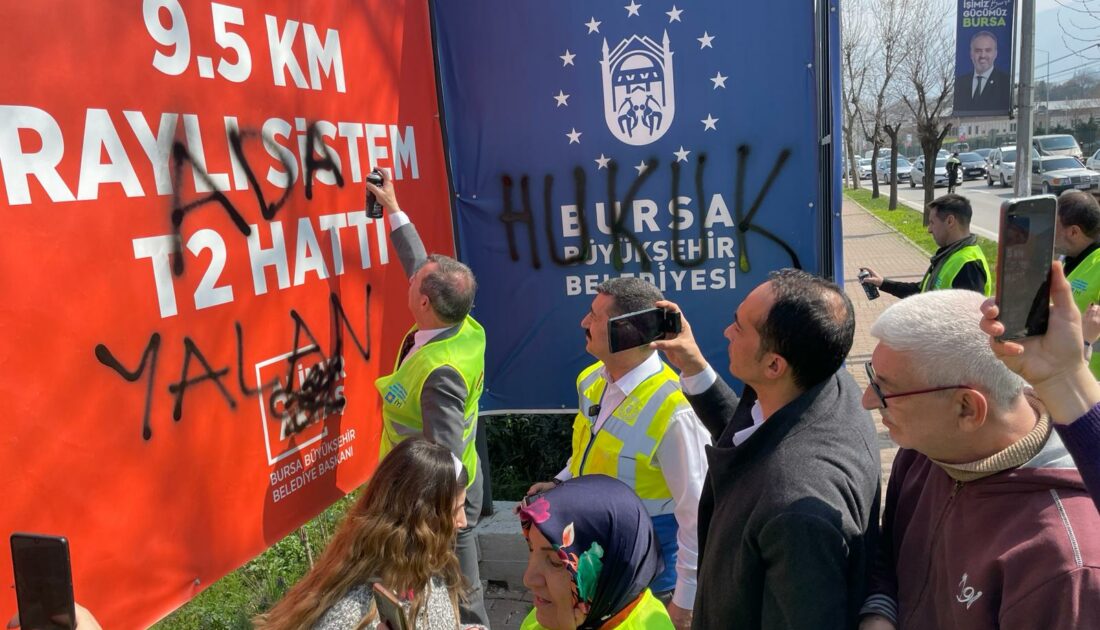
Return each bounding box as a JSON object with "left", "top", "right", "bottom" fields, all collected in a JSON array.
[
  {"left": 653, "top": 269, "right": 881, "bottom": 629},
  {"left": 368, "top": 172, "right": 490, "bottom": 627},
  {"left": 954, "top": 30, "right": 1011, "bottom": 113}
]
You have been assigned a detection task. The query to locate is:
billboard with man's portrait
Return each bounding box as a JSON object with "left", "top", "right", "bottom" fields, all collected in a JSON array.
[{"left": 953, "top": 0, "right": 1016, "bottom": 117}]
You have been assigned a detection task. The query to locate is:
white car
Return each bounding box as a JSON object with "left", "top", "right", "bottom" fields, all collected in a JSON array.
[
  {"left": 877, "top": 156, "right": 913, "bottom": 183},
  {"left": 910, "top": 157, "right": 948, "bottom": 188},
  {"left": 987, "top": 146, "right": 1041, "bottom": 188},
  {"left": 1087, "top": 149, "right": 1100, "bottom": 172},
  {"left": 858, "top": 158, "right": 873, "bottom": 180}
]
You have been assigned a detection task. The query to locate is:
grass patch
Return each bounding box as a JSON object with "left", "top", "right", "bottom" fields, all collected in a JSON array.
[{"left": 844, "top": 188, "right": 998, "bottom": 285}]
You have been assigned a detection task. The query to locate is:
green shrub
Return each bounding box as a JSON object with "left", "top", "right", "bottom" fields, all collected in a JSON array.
[{"left": 484, "top": 414, "right": 574, "bottom": 501}]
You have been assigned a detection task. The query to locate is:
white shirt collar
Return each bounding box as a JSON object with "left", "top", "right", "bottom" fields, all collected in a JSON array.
[
  {"left": 600, "top": 351, "right": 663, "bottom": 395},
  {"left": 414, "top": 325, "right": 452, "bottom": 347},
  {"left": 732, "top": 400, "right": 767, "bottom": 446}
]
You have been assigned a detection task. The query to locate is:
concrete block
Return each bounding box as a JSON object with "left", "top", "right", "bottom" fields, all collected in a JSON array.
[{"left": 476, "top": 500, "right": 529, "bottom": 589}]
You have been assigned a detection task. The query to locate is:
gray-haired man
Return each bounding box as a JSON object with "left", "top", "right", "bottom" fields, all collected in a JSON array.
[{"left": 368, "top": 173, "right": 489, "bottom": 627}]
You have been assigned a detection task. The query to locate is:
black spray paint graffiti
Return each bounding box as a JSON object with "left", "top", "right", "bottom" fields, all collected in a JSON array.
[
  {"left": 98, "top": 122, "right": 360, "bottom": 441},
  {"left": 499, "top": 145, "right": 799, "bottom": 272},
  {"left": 95, "top": 287, "right": 372, "bottom": 441},
  {"left": 168, "top": 123, "right": 345, "bottom": 276}
]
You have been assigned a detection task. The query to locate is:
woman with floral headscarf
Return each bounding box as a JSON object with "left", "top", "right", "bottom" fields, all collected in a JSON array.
[{"left": 516, "top": 475, "right": 673, "bottom": 630}]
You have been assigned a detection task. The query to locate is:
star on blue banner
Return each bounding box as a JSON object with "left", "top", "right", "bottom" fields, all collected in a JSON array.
[{"left": 431, "top": 0, "right": 842, "bottom": 412}]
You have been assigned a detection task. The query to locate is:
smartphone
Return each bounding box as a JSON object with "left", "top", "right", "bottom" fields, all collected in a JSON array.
[
  {"left": 372, "top": 582, "right": 410, "bottom": 630},
  {"left": 607, "top": 307, "right": 683, "bottom": 353},
  {"left": 10, "top": 533, "right": 76, "bottom": 630},
  {"left": 995, "top": 196, "right": 1057, "bottom": 341}
]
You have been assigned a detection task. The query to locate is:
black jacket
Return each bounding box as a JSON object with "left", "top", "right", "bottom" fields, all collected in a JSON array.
[
  {"left": 880, "top": 235, "right": 988, "bottom": 299},
  {"left": 688, "top": 370, "right": 881, "bottom": 629}
]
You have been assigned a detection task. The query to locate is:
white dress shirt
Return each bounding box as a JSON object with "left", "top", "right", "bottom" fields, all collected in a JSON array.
[
  {"left": 680, "top": 364, "right": 765, "bottom": 445},
  {"left": 556, "top": 352, "right": 710, "bottom": 608}
]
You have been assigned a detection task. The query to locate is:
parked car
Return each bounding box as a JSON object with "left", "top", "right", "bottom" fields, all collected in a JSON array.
[
  {"left": 958, "top": 152, "right": 988, "bottom": 180},
  {"left": 986, "top": 145, "right": 1041, "bottom": 187},
  {"left": 1086, "top": 148, "right": 1100, "bottom": 171},
  {"left": 973, "top": 148, "right": 994, "bottom": 162},
  {"left": 877, "top": 156, "right": 913, "bottom": 183},
  {"left": 910, "top": 156, "right": 948, "bottom": 188},
  {"left": 863, "top": 148, "right": 893, "bottom": 160},
  {"left": 1033, "top": 134, "right": 1084, "bottom": 160},
  {"left": 1030, "top": 156, "right": 1100, "bottom": 195},
  {"left": 858, "top": 158, "right": 873, "bottom": 179}
]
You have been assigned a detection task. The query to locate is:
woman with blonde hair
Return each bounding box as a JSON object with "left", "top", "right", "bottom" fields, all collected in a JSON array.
[{"left": 255, "top": 437, "right": 469, "bottom": 629}]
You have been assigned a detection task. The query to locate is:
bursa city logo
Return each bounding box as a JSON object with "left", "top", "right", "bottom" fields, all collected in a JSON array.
[{"left": 554, "top": 2, "right": 728, "bottom": 171}]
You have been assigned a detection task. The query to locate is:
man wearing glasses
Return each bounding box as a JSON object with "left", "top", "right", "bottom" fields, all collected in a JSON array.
[
  {"left": 859, "top": 289, "right": 1100, "bottom": 630},
  {"left": 653, "top": 269, "right": 881, "bottom": 629}
]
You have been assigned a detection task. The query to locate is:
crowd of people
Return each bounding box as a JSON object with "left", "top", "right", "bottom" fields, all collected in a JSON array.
[{"left": 13, "top": 179, "right": 1100, "bottom": 629}]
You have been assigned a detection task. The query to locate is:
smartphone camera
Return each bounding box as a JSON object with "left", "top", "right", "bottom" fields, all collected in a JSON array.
[
  {"left": 365, "top": 169, "right": 385, "bottom": 219},
  {"left": 607, "top": 307, "right": 683, "bottom": 353}
]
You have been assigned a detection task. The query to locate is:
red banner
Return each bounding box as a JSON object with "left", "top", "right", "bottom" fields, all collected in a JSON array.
[{"left": 0, "top": 1, "right": 452, "bottom": 625}]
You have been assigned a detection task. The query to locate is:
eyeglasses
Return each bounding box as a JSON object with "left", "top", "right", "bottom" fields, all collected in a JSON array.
[{"left": 863, "top": 362, "right": 973, "bottom": 409}]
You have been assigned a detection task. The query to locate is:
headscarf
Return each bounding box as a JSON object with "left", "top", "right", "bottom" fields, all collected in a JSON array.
[{"left": 516, "top": 475, "right": 662, "bottom": 629}]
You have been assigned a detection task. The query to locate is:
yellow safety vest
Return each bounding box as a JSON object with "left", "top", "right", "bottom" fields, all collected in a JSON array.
[
  {"left": 1067, "top": 247, "right": 1100, "bottom": 379},
  {"left": 519, "top": 589, "right": 673, "bottom": 629},
  {"left": 920, "top": 244, "right": 992, "bottom": 296},
  {"left": 569, "top": 361, "right": 688, "bottom": 516},
  {"left": 375, "top": 316, "right": 485, "bottom": 488}
]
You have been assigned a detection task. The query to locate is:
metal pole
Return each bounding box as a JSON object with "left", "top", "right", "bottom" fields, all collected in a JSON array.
[{"left": 1014, "top": 0, "right": 1036, "bottom": 197}]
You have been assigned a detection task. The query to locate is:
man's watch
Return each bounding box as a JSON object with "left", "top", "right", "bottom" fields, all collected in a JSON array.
[{"left": 551, "top": 478, "right": 564, "bottom": 486}]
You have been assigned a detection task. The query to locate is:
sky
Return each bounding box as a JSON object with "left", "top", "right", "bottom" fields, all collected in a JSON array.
[{"left": 1032, "top": 1, "right": 1099, "bottom": 81}]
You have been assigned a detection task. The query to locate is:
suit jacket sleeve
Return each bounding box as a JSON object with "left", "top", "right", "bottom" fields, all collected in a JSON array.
[
  {"left": 420, "top": 365, "right": 469, "bottom": 461},
  {"left": 684, "top": 377, "right": 741, "bottom": 443},
  {"left": 391, "top": 222, "right": 429, "bottom": 280},
  {"left": 757, "top": 511, "right": 851, "bottom": 630}
]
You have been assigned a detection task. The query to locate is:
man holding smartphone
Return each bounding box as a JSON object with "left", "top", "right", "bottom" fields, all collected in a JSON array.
[
  {"left": 526, "top": 277, "right": 710, "bottom": 630},
  {"left": 651, "top": 269, "right": 881, "bottom": 629},
  {"left": 1055, "top": 190, "right": 1100, "bottom": 378},
  {"left": 860, "top": 194, "right": 991, "bottom": 298},
  {"left": 366, "top": 173, "right": 489, "bottom": 627}
]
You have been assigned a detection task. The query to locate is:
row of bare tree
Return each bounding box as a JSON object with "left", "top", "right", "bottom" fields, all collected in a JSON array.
[{"left": 841, "top": 0, "right": 956, "bottom": 210}]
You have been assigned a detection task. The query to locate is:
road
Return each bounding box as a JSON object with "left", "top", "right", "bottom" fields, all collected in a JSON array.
[{"left": 891, "top": 176, "right": 1014, "bottom": 241}]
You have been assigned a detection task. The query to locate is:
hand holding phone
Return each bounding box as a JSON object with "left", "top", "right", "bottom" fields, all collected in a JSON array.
[
  {"left": 607, "top": 307, "right": 683, "bottom": 353},
  {"left": 995, "top": 196, "right": 1057, "bottom": 341},
  {"left": 372, "top": 583, "right": 410, "bottom": 630},
  {"left": 10, "top": 533, "right": 76, "bottom": 630}
]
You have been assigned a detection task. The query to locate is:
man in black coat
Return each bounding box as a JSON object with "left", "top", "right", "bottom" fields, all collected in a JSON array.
[
  {"left": 953, "top": 30, "right": 1011, "bottom": 114},
  {"left": 653, "top": 269, "right": 881, "bottom": 629}
]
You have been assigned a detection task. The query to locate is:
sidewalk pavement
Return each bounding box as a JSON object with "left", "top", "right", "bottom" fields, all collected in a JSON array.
[{"left": 482, "top": 195, "right": 930, "bottom": 629}]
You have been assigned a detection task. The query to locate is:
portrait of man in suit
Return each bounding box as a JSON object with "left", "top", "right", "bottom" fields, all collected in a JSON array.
[{"left": 953, "top": 30, "right": 1011, "bottom": 115}]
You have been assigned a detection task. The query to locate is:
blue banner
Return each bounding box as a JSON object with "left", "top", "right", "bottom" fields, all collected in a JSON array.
[
  {"left": 432, "top": 0, "right": 841, "bottom": 411},
  {"left": 953, "top": 0, "right": 1015, "bottom": 118}
]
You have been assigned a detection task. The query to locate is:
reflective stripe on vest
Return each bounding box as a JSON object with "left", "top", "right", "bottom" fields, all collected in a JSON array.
[
  {"left": 570, "top": 361, "right": 686, "bottom": 517},
  {"left": 920, "top": 244, "right": 992, "bottom": 295},
  {"left": 1067, "top": 247, "right": 1100, "bottom": 379},
  {"left": 375, "top": 316, "right": 485, "bottom": 488}
]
